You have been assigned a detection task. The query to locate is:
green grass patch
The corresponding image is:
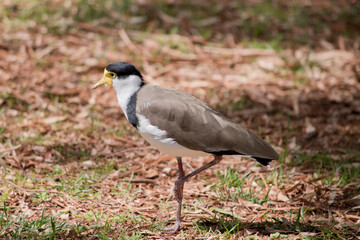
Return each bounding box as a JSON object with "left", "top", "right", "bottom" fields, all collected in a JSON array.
[
  {"left": 281, "top": 152, "right": 360, "bottom": 186},
  {"left": 243, "top": 38, "right": 283, "bottom": 51},
  {"left": 0, "top": 206, "right": 70, "bottom": 239},
  {"left": 195, "top": 205, "right": 314, "bottom": 237},
  {"left": 3, "top": 0, "right": 359, "bottom": 44},
  {"left": 216, "top": 168, "right": 269, "bottom": 204}
]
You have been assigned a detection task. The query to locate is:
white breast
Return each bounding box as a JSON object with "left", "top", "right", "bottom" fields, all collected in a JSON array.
[{"left": 136, "top": 114, "right": 207, "bottom": 157}]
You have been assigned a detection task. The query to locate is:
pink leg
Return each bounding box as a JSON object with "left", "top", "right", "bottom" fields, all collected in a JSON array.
[
  {"left": 165, "top": 155, "right": 223, "bottom": 234},
  {"left": 164, "top": 157, "right": 185, "bottom": 233}
]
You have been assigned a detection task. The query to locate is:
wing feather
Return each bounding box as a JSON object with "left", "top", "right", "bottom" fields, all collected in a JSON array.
[{"left": 136, "top": 85, "right": 278, "bottom": 160}]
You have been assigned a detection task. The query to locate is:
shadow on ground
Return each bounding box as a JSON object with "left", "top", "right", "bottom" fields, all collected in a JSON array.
[{"left": 195, "top": 215, "right": 359, "bottom": 238}]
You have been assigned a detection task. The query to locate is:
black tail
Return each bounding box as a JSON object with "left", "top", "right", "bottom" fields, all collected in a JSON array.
[
  {"left": 208, "top": 150, "right": 274, "bottom": 166},
  {"left": 253, "top": 157, "right": 272, "bottom": 166}
]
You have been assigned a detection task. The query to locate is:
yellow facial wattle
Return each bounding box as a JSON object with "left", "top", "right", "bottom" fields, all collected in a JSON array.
[{"left": 92, "top": 69, "right": 116, "bottom": 89}]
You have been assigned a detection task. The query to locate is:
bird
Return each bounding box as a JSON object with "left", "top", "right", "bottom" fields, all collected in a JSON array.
[{"left": 92, "top": 62, "right": 279, "bottom": 233}]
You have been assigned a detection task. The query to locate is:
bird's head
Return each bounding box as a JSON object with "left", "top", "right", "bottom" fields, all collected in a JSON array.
[{"left": 92, "top": 62, "right": 144, "bottom": 90}]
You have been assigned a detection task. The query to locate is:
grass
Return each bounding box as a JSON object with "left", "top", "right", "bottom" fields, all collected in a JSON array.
[
  {"left": 1, "top": 127, "right": 358, "bottom": 239},
  {"left": 1, "top": 138, "right": 359, "bottom": 239},
  {"left": 0, "top": 206, "right": 69, "bottom": 239},
  {"left": 0, "top": 162, "right": 149, "bottom": 239},
  {"left": 0, "top": 92, "right": 29, "bottom": 110},
  {"left": 2, "top": 0, "right": 359, "bottom": 45},
  {"left": 195, "top": 199, "right": 359, "bottom": 239},
  {"left": 194, "top": 206, "right": 313, "bottom": 237},
  {"left": 243, "top": 38, "right": 283, "bottom": 51},
  {"left": 216, "top": 168, "right": 266, "bottom": 204},
  {"left": 282, "top": 152, "right": 360, "bottom": 186},
  {"left": 216, "top": 167, "right": 274, "bottom": 205},
  {"left": 1, "top": 0, "right": 359, "bottom": 238}
]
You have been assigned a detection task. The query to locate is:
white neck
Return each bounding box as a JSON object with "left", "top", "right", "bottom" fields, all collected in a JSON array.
[{"left": 113, "top": 75, "right": 142, "bottom": 120}]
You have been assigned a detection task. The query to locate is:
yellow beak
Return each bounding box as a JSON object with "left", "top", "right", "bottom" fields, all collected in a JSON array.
[{"left": 92, "top": 69, "right": 113, "bottom": 89}]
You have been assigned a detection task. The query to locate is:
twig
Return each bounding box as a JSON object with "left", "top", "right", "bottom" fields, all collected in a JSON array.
[
  {"left": 202, "top": 46, "right": 275, "bottom": 56},
  {"left": 274, "top": 171, "right": 279, "bottom": 189},
  {"left": 3, "top": 180, "right": 29, "bottom": 193},
  {"left": 259, "top": 172, "right": 269, "bottom": 193},
  {"left": 183, "top": 158, "right": 195, "bottom": 172},
  {"left": 238, "top": 198, "right": 252, "bottom": 212},
  {"left": 10, "top": 141, "right": 17, "bottom": 158},
  {"left": 119, "top": 29, "right": 139, "bottom": 54},
  {"left": 0, "top": 145, "right": 21, "bottom": 154},
  {"left": 346, "top": 214, "right": 360, "bottom": 220},
  {"left": 108, "top": 135, "right": 142, "bottom": 147},
  {"left": 110, "top": 146, "right": 156, "bottom": 156},
  {"left": 160, "top": 46, "right": 197, "bottom": 61},
  {"left": 191, "top": 203, "right": 215, "bottom": 216},
  {"left": 52, "top": 198, "right": 66, "bottom": 208},
  {"left": 93, "top": 178, "right": 156, "bottom": 186},
  {"left": 328, "top": 177, "right": 343, "bottom": 205},
  {"left": 123, "top": 178, "right": 156, "bottom": 184},
  {"left": 1, "top": 180, "right": 102, "bottom": 205}
]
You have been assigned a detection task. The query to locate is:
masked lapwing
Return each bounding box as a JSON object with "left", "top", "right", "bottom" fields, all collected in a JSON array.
[{"left": 92, "top": 62, "right": 279, "bottom": 233}]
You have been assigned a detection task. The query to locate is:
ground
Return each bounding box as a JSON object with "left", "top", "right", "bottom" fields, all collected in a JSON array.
[{"left": 0, "top": 1, "right": 360, "bottom": 239}]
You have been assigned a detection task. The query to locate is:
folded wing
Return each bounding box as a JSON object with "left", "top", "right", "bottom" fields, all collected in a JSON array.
[{"left": 137, "top": 85, "right": 279, "bottom": 164}]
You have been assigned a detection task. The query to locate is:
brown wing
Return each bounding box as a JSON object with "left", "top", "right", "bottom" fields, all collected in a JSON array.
[{"left": 136, "top": 85, "right": 279, "bottom": 160}]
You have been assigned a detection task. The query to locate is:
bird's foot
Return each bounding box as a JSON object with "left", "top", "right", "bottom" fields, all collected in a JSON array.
[{"left": 163, "top": 221, "right": 181, "bottom": 234}]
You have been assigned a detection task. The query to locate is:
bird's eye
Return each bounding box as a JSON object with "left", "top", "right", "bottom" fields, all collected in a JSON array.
[{"left": 109, "top": 73, "right": 116, "bottom": 78}]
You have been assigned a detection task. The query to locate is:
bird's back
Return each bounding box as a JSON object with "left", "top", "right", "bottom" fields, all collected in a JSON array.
[{"left": 136, "top": 84, "right": 279, "bottom": 162}]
